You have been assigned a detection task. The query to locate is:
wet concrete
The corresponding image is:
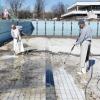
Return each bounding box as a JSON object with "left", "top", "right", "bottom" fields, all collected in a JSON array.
[
  {"left": 0, "top": 41, "right": 100, "bottom": 100},
  {"left": 0, "top": 50, "right": 46, "bottom": 99}
]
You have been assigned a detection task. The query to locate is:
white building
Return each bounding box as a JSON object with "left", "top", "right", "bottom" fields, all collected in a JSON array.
[{"left": 61, "top": 2, "right": 100, "bottom": 20}]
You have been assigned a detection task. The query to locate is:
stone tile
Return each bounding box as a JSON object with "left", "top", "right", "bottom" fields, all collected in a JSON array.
[{"left": 54, "top": 67, "right": 85, "bottom": 100}]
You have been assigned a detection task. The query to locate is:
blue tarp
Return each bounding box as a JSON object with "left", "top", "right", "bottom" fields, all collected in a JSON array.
[{"left": 0, "top": 20, "right": 34, "bottom": 46}]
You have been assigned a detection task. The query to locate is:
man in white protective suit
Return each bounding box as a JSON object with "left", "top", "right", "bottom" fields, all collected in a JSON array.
[{"left": 11, "top": 24, "right": 24, "bottom": 55}]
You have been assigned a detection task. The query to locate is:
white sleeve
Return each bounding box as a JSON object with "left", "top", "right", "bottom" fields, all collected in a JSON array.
[
  {"left": 75, "top": 32, "right": 86, "bottom": 45},
  {"left": 17, "top": 28, "right": 21, "bottom": 40}
]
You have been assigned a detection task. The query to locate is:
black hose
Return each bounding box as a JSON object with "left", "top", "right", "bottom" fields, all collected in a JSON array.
[
  {"left": 97, "top": 78, "right": 100, "bottom": 91},
  {"left": 85, "top": 61, "right": 93, "bottom": 100}
]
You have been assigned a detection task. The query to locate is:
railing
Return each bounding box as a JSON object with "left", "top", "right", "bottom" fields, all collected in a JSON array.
[{"left": 32, "top": 20, "right": 100, "bottom": 37}]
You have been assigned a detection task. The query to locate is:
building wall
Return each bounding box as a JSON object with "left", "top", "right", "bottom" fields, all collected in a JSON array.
[
  {"left": 62, "top": 14, "right": 87, "bottom": 20},
  {"left": 62, "top": 3, "right": 100, "bottom": 20}
]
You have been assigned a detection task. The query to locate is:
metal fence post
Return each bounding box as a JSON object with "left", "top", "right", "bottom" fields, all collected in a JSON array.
[
  {"left": 62, "top": 21, "right": 64, "bottom": 37},
  {"left": 53, "top": 20, "right": 55, "bottom": 36},
  {"left": 36, "top": 19, "right": 38, "bottom": 35},
  {"left": 88, "top": 20, "right": 90, "bottom": 25},
  {"left": 71, "top": 21, "right": 72, "bottom": 36},
  {"left": 97, "top": 21, "right": 99, "bottom": 37},
  {"left": 45, "top": 19, "right": 46, "bottom": 36}
]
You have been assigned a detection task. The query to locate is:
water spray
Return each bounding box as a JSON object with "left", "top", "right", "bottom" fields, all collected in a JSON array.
[{"left": 64, "top": 44, "right": 75, "bottom": 64}]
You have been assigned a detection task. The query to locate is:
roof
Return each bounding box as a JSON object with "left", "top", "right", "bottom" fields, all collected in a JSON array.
[
  {"left": 68, "top": 2, "right": 100, "bottom": 10},
  {"left": 61, "top": 10, "right": 100, "bottom": 18},
  {"left": 61, "top": 11, "right": 87, "bottom": 17}
]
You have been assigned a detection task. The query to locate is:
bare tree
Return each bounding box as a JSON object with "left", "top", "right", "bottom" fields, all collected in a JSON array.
[
  {"left": 45, "top": 12, "right": 53, "bottom": 20},
  {"left": 18, "top": 10, "right": 32, "bottom": 19},
  {"left": 6, "top": 0, "right": 26, "bottom": 18},
  {"left": 18, "top": 6, "right": 33, "bottom": 19},
  {"left": 52, "top": 2, "right": 66, "bottom": 20},
  {"left": 33, "top": 0, "right": 45, "bottom": 19}
]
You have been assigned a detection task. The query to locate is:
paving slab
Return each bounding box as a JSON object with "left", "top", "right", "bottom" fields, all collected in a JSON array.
[{"left": 53, "top": 67, "right": 85, "bottom": 100}]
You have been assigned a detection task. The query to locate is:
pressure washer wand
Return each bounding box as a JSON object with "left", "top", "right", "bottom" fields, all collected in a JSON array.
[
  {"left": 63, "top": 34, "right": 80, "bottom": 65},
  {"left": 71, "top": 44, "right": 75, "bottom": 52},
  {"left": 64, "top": 44, "right": 75, "bottom": 64}
]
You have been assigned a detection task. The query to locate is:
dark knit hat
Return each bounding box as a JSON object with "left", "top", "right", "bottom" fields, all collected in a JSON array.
[{"left": 78, "top": 19, "right": 85, "bottom": 25}]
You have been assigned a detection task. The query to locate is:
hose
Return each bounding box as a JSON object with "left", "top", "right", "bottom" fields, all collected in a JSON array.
[
  {"left": 97, "top": 78, "right": 100, "bottom": 92},
  {"left": 85, "top": 58, "right": 93, "bottom": 100}
]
